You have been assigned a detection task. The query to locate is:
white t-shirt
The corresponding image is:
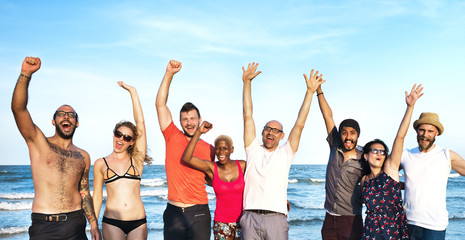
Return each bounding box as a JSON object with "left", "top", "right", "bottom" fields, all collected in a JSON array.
[
  {"left": 401, "top": 145, "right": 451, "bottom": 231},
  {"left": 243, "top": 137, "right": 296, "bottom": 215}
]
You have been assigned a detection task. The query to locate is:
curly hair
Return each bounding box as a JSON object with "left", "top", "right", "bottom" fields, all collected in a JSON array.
[
  {"left": 214, "top": 135, "right": 233, "bottom": 148},
  {"left": 114, "top": 121, "right": 152, "bottom": 165}
]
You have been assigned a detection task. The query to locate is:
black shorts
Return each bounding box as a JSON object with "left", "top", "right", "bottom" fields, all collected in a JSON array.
[
  {"left": 163, "top": 203, "right": 211, "bottom": 240},
  {"left": 29, "top": 209, "right": 88, "bottom": 240}
]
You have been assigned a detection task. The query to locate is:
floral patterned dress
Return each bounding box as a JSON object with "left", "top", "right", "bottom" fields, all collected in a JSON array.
[{"left": 362, "top": 172, "right": 409, "bottom": 239}]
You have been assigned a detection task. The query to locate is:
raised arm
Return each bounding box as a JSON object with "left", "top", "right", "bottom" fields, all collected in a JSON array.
[
  {"left": 11, "top": 57, "right": 43, "bottom": 143},
  {"left": 451, "top": 151, "right": 465, "bottom": 176},
  {"left": 242, "top": 62, "right": 261, "bottom": 148},
  {"left": 384, "top": 84, "right": 423, "bottom": 179},
  {"left": 119, "top": 81, "right": 146, "bottom": 168},
  {"left": 79, "top": 153, "right": 101, "bottom": 240},
  {"left": 155, "top": 60, "right": 182, "bottom": 131},
  {"left": 288, "top": 69, "right": 325, "bottom": 152},
  {"left": 181, "top": 121, "right": 215, "bottom": 180},
  {"left": 316, "top": 84, "right": 336, "bottom": 135}
]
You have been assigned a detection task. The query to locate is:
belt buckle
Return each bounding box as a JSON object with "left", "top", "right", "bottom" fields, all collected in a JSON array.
[
  {"left": 48, "top": 213, "right": 67, "bottom": 222},
  {"left": 59, "top": 213, "right": 68, "bottom": 221}
]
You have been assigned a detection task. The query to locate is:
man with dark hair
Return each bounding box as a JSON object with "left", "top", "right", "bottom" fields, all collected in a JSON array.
[
  {"left": 240, "top": 62, "right": 324, "bottom": 239},
  {"left": 316, "top": 85, "right": 364, "bottom": 239},
  {"left": 401, "top": 112, "right": 465, "bottom": 239},
  {"left": 155, "top": 60, "right": 215, "bottom": 240},
  {"left": 11, "top": 57, "right": 100, "bottom": 240}
]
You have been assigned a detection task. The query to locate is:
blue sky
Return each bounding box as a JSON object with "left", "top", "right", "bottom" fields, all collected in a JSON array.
[{"left": 1, "top": 0, "right": 464, "bottom": 165}]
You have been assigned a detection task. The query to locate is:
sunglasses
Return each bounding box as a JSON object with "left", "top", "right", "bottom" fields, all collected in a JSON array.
[
  {"left": 263, "top": 126, "right": 283, "bottom": 134},
  {"left": 370, "top": 148, "right": 387, "bottom": 156},
  {"left": 114, "top": 130, "right": 133, "bottom": 142}
]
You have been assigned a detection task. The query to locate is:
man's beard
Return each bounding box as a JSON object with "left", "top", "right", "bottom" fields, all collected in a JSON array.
[
  {"left": 56, "top": 123, "right": 76, "bottom": 139},
  {"left": 342, "top": 139, "right": 358, "bottom": 151},
  {"left": 417, "top": 135, "right": 435, "bottom": 152}
]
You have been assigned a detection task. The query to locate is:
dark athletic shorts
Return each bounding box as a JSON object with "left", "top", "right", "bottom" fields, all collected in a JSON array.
[
  {"left": 29, "top": 209, "right": 88, "bottom": 240},
  {"left": 163, "top": 203, "right": 211, "bottom": 240}
]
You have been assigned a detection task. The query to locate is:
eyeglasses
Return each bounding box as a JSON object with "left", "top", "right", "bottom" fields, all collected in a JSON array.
[
  {"left": 263, "top": 126, "right": 283, "bottom": 134},
  {"left": 55, "top": 111, "right": 77, "bottom": 118},
  {"left": 114, "top": 130, "right": 133, "bottom": 142},
  {"left": 370, "top": 148, "right": 387, "bottom": 156}
]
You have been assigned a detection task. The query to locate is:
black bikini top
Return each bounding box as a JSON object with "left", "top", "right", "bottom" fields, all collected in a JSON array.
[{"left": 103, "top": 157, "right": 141, "bottom": 184}]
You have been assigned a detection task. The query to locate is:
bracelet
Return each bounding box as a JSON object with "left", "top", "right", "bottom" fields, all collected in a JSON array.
[
  {"left": 317, "top": 92, "right": 324, "bottom": 96},
  {"left": 20, "top": 73, "right": 31, "bottom": 79}
]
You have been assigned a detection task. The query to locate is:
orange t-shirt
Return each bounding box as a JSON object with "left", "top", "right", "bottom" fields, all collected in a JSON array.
[{"left": 163, "top": 122, "right": 214, "bottom": 204}]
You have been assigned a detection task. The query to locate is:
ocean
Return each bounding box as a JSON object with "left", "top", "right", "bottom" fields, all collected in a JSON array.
[{"left": 0, "top": 165, "right": 464, "bottom": 239}]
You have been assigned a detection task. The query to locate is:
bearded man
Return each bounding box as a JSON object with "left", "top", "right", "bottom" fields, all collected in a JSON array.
[
  {"left": 316, "top": 85, "right": 365, "bottom": 240},
  {"left": 401, "top": 112, "right": 465, "bottom": 239},
  {"left": 11, "top": 56, "right": 100, "bottom": 240}
]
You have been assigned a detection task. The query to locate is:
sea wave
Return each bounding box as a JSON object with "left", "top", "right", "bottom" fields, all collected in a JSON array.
[
  {"left": 140, "top": 189, "right": 168, "bottom": 199},
  {"left": 141, "top": 178, "right": 166, "bottom": 187},
  {"left": 288, "top": 216, "right": 325, "bottom": 224},
  {"left": 310, "top": 178, "right": 325, "bottom": 183},
  {"left": 291, "top": 200, "right": 325, "bottom": 210},
  {"left": 0, "top": 201, "right": 31, "bottom": 210},
  {"left": 0, "top": 193, "right": 34, "bottom": 199},
  {"left": 449, "top": 211, "right": 465, "bottom": 220},
  {"left": 147, "top": 220, "right": 164, "bottom": 230},
  {"left": 287, "top": 178, "right": 326, "bottom": 184},
  {"left": 0, "top": 226, "right": 28, "bottom": 235},
  {"left": 449, "top": 173, "right": 460, "bottom": 178}
]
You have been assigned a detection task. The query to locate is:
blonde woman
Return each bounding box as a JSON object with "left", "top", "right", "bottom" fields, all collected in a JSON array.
[{"left": 93, "top": 82, "right": 151, "bottom": 240}]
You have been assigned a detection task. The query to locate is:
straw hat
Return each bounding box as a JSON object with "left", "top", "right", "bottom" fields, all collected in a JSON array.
[{"left": 413, "top": 112, "right": 444, "bottom": 135}]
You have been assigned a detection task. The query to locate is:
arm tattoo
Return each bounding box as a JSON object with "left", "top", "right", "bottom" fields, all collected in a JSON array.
[{"left": 80, "top": 169, "right": 98, "bottom": 225}]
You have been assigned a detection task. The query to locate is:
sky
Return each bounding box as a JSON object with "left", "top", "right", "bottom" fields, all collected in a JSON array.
[{"left": 1, "top": 0, "right": 464, "bottom": 165}]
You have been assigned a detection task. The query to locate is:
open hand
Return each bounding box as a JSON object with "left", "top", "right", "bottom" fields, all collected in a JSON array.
[
  {"left": 118, "top": 81, "right": 136, "bottom": 92},
  {"left": 242, "top": 62, "right": 261, "bottom": 83},
  {"left": 406, "top": 84, "right": 424, "bottom": 106},
  {"left": 303, "top": 69, "right": 325, "bottom": 93}
]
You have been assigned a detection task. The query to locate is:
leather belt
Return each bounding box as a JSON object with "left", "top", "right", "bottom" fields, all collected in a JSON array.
[
  {"left": 248, "top": 209, "right": 284, "bottom": 216},
  {"left": 31, "top": 209, "right": 83, "bottom": 222}
]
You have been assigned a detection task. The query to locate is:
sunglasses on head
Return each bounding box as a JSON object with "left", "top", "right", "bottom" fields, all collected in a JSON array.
[
  {"left": 370, "top": 148, "right": 387, "bottom": 156},
  {"left": 114, "top": 130, "right": 133, "bottom": 142}
]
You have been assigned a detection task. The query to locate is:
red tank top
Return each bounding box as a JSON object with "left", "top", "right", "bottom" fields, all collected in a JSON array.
[{"left": 212, "top": 160, "right": 245, "bottom": 223}]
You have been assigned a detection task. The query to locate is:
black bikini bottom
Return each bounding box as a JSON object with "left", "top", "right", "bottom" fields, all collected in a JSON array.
[{"left": 102, "top": 216, "right": 147, "bottom": 235}]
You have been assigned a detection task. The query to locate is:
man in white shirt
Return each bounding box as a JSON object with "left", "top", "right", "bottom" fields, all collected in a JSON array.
[
  {"left": 239, "top": 62, "right": 324, "bottom": 239},
  {"left": 401, "top": 112, "right": 465, "bottom": 240}
]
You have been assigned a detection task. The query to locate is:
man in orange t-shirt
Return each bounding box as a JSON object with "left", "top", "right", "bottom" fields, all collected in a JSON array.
[{"left": 155, "top": 60, "right": 215, "bottom": 240}]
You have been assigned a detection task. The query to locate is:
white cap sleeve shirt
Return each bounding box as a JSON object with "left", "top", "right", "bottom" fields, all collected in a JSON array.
[{"left": 243, "top": 137, "right": 296, "bottom": 215}]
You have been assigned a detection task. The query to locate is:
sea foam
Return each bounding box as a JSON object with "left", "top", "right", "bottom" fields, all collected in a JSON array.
[
  {"left": 0, "top": 201, "right": 31, "bottom": 211},
  {"left": 0, "top": 226, "right": 28, "bottom": 235},
  {"left": 0, "top": 193, "right": 34, "bottom": 199},
  {"left": 141, "top": 178, "right": 166, "bottom": 187}
]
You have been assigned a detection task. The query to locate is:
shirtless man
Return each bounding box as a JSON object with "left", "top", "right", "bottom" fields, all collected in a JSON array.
[{"left": 11, "top": 56, "right": 100, "bottom": 240}]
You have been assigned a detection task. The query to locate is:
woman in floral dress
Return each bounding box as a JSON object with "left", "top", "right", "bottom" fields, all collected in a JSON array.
[{"left": 361, "top": 84, "right": 423, "bottom": 239}]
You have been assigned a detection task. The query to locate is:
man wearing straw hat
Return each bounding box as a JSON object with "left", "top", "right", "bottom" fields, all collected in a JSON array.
[{"left": 401, "top": 112, "right": 465, "bottom": 239}]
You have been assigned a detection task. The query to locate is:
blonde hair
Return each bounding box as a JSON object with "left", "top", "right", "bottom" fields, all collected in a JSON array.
[
  {"left": 114, "top": 121, "right": 152, "bottom": 165},
  {"left": 214, "top": 135, "right": 233, "bottom": 148}
]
